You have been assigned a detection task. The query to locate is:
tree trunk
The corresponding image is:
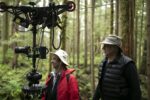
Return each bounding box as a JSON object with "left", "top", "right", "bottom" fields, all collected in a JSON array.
[
  {"left": 61, "top": 0, "right": 68, "bottom": 50},
  {"left": 110, "top": 0, "right": 114, "bottom": 34},
  {"left": 115, "top": 0, "right": 119, "bottom": 35},
  {"left": 119, "top": 0, "right": 134, "bottom": 58},
  {"left": 140, "top": 40, "right": 147, "bottom": 75},
  {"left": 43, "top": 0, "right": 46, "bottom": 6},
  {"left": 48, "top": 0, "right": 54, "bottom": 72},
  {"left": 77, "top": 0, "right": 80, "bottom": 67},
  {"left": 104, "top": 1, "right": 108, "bottom": 34},
  {"left": 139, "top": 0, "right": 145, "bottom": 74},
  {"left": 134, "top": 14, "right": 138, "bottom": 65},
  {"left": 90, "top": 0, "right": 95, "bottom": 95},
  {"left": 49, "top": 29, "right": 53, "bottom": 72},
  {"left": 84, "top": 0, "right": 88, "bottom": 68},
  {"left": 11, "top": 0, "right": 20, "bottom": 69},
  {"left": 146, "top": 0, "right": 150, "bottom": 99},
  {"left": 2, "top": 6, "right": 9, "bottom": 64},
  {"left": 72, "top": 0, "right": 76, "bottom": 67},
  {"left": 131, "top": 0, "right": 135, "bottom": 61}
]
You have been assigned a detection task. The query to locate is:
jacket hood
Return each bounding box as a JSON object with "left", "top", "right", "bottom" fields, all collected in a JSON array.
[{"left": 64, "top": 68, "right": 75, "bottom": 75}]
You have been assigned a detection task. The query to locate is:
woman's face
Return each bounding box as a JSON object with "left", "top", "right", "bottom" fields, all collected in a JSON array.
[{"left": 51, "top": 55, "right": 61, "bottom": 69}]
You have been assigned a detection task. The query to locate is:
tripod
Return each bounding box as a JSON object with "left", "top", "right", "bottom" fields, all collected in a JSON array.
[{"left": 0, "top": 1, "right": 75, "bottom": 100}]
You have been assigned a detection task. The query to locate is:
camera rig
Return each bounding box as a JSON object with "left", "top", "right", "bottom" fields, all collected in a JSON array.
[{"left": 0, "top": 1, "right": 75, "bottom": 99}]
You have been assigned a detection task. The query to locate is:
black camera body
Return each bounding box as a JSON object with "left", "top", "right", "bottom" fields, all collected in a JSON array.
[{"left": 15, "top": 46, "right": 48, "bottom": 59}]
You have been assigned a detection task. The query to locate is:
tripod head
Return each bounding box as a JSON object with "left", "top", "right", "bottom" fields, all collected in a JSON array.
[{"left": 0, "top": 1, "right": 75, "bottom": 99}]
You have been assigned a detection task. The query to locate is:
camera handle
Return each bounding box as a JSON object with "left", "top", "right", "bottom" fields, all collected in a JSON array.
[{"left": 32, "top": 24, "right": 37, "bottom": 69}]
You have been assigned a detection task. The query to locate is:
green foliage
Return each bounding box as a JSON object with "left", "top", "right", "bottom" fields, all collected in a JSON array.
[
  {"left": 0, "top": 0, "right": 149, "bottom": 99},
  {"left": 140, "top": 74, "right": 148, "bottom": 100},
  {"left": 0, "top": 64, "right": 30, "bottom": 100},
  {"left": 76, "top": 67, "right": 92, "bottom": 99},
  {"left": 72, "top": 64, "right": 99, "bottom": 100}
]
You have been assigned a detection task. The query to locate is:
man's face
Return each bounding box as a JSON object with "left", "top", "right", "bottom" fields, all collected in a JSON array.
[
  {"left": 51, "top": 55, "right": 61, "bottom": 69},
  {"left": 102, "top": 44, "right": 116, "bottom": 57}
]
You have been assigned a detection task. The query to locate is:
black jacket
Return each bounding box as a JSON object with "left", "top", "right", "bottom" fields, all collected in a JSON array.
[{"left": 93, "top": 54, "right": 141, "bottom": 100}]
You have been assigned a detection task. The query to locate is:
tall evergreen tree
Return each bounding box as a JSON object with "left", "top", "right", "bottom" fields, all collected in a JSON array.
[
  {"left": 110, "top": 0, "right": 114, "bottom": 34},
  {"left": 115, "top": 0, "right": 119, "bottom": 35},
  {"left": 1, "top": 0, "right": 9, "bottom": 64},
  {"left": 146, "top": 0, "right": 150, "bottom": 99},
  {"left": 119, "top": 0, "right": 135, "bottom": 58},
  {"left": 90, "top": 0, "right": 95, "bottom": 95},
  {"left": 84, "top": 0, "right": 88, "bottom": 68},
  {"left": 77, "top": 0, "right": 80, "bottom": 67},
  {"left": 61, "top": 0, "right": 68, "bottom": 50}
]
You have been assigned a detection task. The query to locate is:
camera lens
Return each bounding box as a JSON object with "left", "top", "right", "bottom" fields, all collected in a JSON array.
[{"left": 15, "top": 46, "right": 30, "bottom": 54}]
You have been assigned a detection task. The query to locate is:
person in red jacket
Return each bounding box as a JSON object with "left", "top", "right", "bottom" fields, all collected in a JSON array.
[{"left": 42, "top": 49, "right": 80, "bottom": 100}]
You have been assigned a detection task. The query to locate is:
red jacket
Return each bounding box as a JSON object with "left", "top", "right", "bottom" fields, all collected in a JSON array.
[{"left": 42, "top": 68, "right": 79, "bottom": 100}]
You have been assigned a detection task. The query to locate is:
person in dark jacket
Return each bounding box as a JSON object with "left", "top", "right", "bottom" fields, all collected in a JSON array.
[
  {"left": 93, "top": 35, "right": 141, "bottom": 100},
  {"left": 42, "top": 49, "right": 79, "bottom": 100}
]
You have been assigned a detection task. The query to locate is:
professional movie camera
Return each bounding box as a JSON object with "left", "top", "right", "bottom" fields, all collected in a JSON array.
[{"left": 0, "top": 1, "right": 75, "bottom": 99}]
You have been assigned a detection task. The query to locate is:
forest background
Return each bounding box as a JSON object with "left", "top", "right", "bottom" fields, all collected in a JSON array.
[{"left": 0, "top": 0, "right": 150, "bottom": 100}]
